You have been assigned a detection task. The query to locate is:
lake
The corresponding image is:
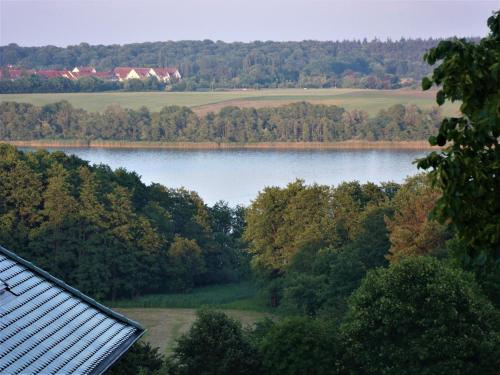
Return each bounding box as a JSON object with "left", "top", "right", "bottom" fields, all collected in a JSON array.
[{"left": 39, "top": 148, "right": 427, "bottom": 206}]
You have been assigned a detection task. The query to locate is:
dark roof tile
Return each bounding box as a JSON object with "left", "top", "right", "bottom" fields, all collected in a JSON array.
[{"left": 0, "top": 245, "right": 145, "bottom": 375}]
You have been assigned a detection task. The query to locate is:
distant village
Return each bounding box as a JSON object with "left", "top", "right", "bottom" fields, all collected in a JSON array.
[{"left": 0, "top": 66, "right": 182, "bottom": 82}]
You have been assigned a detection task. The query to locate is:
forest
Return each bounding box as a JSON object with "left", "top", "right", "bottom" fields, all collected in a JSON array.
[
  {"left": 0, "top": 39, "right": 451, "bottom": 90},
  {"left": 0, "top": 101, "right": 442, "bottom": 142},
  {"left": 0, "top": 144, "right": 249, "bottom": 300}
]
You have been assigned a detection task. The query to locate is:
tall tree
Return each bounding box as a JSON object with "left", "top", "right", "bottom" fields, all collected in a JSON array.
[{"left": 417, "top": 11, "right": 500, "bottom": 267}]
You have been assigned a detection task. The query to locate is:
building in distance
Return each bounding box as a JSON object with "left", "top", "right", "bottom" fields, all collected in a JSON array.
[{"left": 0, "top": 65, "right": 182, "bottom": 83}]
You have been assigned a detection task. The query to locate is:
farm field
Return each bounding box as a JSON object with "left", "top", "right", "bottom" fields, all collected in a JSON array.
[
  {"left": 114, "top": 307, "right": 270, "bottom": 355},
  {"left": 0, "top": 88, "right": 459, "bottom": 116}
]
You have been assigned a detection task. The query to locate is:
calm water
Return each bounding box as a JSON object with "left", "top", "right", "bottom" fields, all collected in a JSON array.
[{"left": 35, "top": 148, "right": 426, "bottom": 206}]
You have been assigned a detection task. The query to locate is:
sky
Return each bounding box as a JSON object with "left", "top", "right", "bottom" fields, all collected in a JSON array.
[{"left": 0, "top": 0, "right": 498, "bottom": 47}]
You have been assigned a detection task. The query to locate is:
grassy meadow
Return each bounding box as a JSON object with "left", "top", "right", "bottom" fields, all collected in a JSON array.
[
  {"left": 0, "top": 88, "right": 459, "bottom": 116},
  {"left": 109, "top": 282, "right": 268, "bottom": 311},
  {"left": 112, "top": 282, "right": 272, "bottom": 354}
]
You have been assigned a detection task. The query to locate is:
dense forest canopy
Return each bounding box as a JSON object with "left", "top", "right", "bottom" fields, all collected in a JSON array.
[
  {"left": 0, "top": 100, "right": 441, "bottom": 142},
  {"left": 0, "top": 39, "right": 452, "bottom": 89},
  {"left": 0, "top": 144, "right": 249, "bottom": 300}
]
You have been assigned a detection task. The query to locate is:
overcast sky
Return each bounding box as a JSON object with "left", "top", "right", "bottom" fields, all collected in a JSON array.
[{"left": 0, "top": 0, "right": 498, "bottom": 47}]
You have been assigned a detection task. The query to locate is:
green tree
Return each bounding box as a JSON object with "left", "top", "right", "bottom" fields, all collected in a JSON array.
[
  {"left": 341, "top": 257, "right": 500, "bottom": 374},
  {"left": 169, "top": 309, "right": 260, "bottom": 375},
  {"left": 417, "top": 12, "right": 500, "bottom": 267},
  {"left": 167, "top": 236, "right": 205, "bottom": 291}
]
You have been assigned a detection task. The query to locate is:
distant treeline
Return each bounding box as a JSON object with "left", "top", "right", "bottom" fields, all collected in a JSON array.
[
  {"left": 0, "top": 101, "right": 441, "bottom": 142},
  {"left": 0, "top": 74, "right": 167, "bottom": 94},
  {"left": 0, "top": 144, "right": 249, "bottom": 300},
  {"left": 0, "top": 39, "right": 453, "bottom": 90}
]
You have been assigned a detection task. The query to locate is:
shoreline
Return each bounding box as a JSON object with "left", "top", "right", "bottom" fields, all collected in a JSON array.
[{"left": 2, "top": 140, "right": 439, "bottom": 150}]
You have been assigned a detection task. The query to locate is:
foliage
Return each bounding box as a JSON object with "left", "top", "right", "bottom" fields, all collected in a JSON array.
[
  {"left": 385, "top": 174, "right": 449, "bottom": 262},
  {"left": 259, "top": 317, "right": 340, "bottom": 375},
  {"left": 168, "top": 309, "right": 260, "bottom": 375},
  {"left": 0, "top": 39, "right": 448, "bottom": 90},
  {"left": 107, "top": 341, "right": 165, "bottom": 375},
  {"left": 167, "top": 236, "right": 206, "bottom": 291},
  {"left": 244, "top": 180, "right": 335, "bottom": 278},
  {"left": 340, "top": 257, "right": 500, "bottom": 374},
  {"left": 0, "top": 100, "right": 442, "bottom": 142},
  {"left": 280, "top": 206, "right": 392, "bottom": 318},
  {"left": 417, "top": 11, "right": 500, "bottom": 267},
  {"left": 245, "top": 179, "right": 395, "bottom": 312},
  {"left": 0, "top": 144, "right": 249, "bottom": 300}
]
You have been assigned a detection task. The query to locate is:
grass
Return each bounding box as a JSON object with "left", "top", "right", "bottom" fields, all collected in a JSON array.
[
  {"left": 115, "top": 307, "right": 270, "bottom": 355},
  {"left": 0, "top": 88, "right": 460, "bottom": 116},
  {"left": 109, "top": 281, "right": 270, "bottom": 312},
  {"left": 110, "top": 282, "right": 273, "bottom": 354}
]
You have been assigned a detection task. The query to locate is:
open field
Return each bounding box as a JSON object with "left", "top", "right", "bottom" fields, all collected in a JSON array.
[
  {"left": 0, "top": 88, "right": 460, "bottom": 116},
  {"left": 115, "top": 307, "right": 270, "bottom": 355},
  {"left": 111, "top": 282, "right": 271, "bottom": 354}
]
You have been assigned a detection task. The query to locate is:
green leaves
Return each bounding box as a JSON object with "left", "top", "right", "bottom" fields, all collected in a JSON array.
[
  {"left": 436, "top": 133, "right": 446, "bottom": 146},
  {"left": 418, "top": 11, "right": 500, "bottom": 269},
  {"left": 340, "top": 257, "right": 500, "bottom": 374},
  {"left": 436, "top": 90, "right": 445, "bottom": 105},
  {"left": 422, "top": 77, "right": 433, "bottom": 90}
]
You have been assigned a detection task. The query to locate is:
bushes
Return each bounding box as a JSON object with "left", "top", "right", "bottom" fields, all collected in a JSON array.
[
  {"left": 259, "top": 317, "right": 339, "bottom": 375},
  {"left": 107, "top": 342, "right": 164, "bottom": 375}
]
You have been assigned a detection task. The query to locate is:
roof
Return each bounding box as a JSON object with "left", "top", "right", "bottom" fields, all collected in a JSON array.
[
  {"left": 0, "top": 245, "right": 145, "bottom": 375},
  {"left": 151, "top": 68, "right": 172, "bottom": 78},
  {"left": 133, "top": 68, "right": 151, "bottom": 78},
  {"left": 113, "top": 67, "right": 134, "bottom": 78},
  {"left": 36, "top": 70, "right": 68, "bottom": 79},
  {"left": 73, "top": 67, "right": 96, "bottom": 73},
  {"left": 70, "top": 71, "right": 114, "bottom": 80}
]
